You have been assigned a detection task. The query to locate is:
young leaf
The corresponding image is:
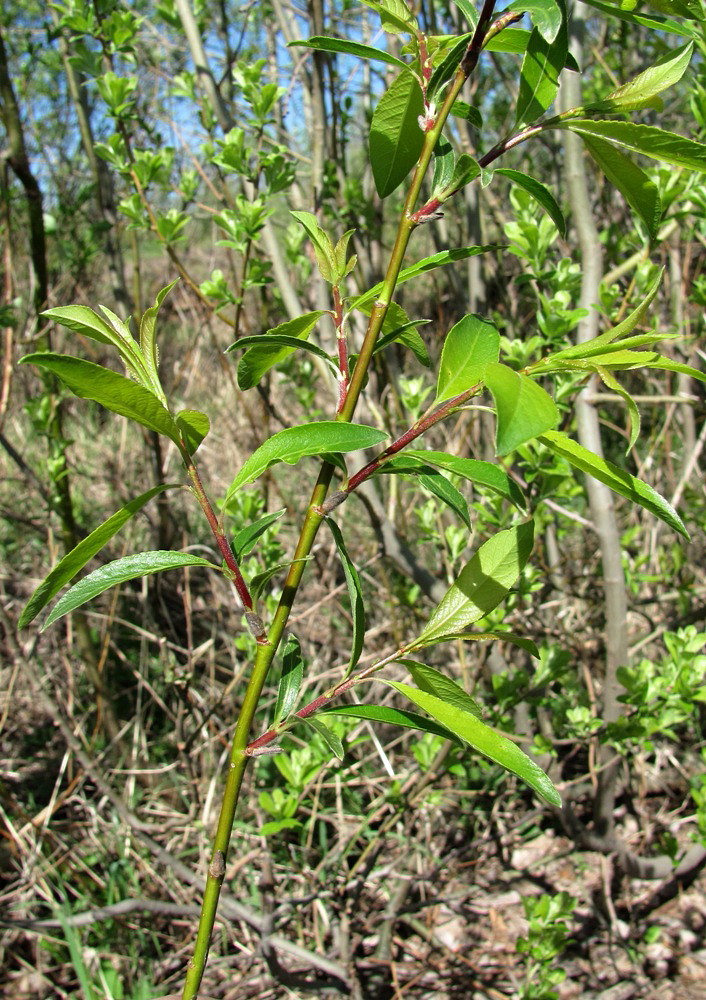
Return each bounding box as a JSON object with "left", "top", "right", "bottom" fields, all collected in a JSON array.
[
  {"left": 20, "top": 354, "right": 182, "bottom": 445},
  {"left": 176, "top": 409, "right": 210, "bottom": 454},
  {"left": 232, "top": 508, "right": 286, "bottom": 561},
  {"left": 507, "top": 0, "right": 563, "bottom": 42},
  {"left": 352, "top": 247, "right": 497, "bottom": 311},
  {"left": 536, "top": 270, "right": 663, "bottom": 364},
  {"left": 413, "top": 521, "right": 535, "bottom": 646},
  {"left": 250, "top": 558, "right": 311, "bottom": 604},
  {"left": 436, "top": 314, "right": 500, "bottom": 403},
  {"left": 302, "top": 717, "right": 345, "bottom": 760},
  {"left": 435, "top": 154, "right": 482, "bottom": 202},
  {"left": 400, "top": 659, "right": 482, "bottom": 718},
  {"left": 138, "top": 279, "right": 178, "bottom": 401},
  {"left": 359, "top": 0, "right": 419, "bottom": 35},
  {"left": 234, "top": 335, "right": 336, "bottom": 389},
  {"left": 288, "top": 36, "right": 410, "bottom": 72},
  {"left": 418, "top": 470, "right": 471, "bottom": 528},
  {"left": 42, "top": 551, "right": 220, "bottom": 630},
  {"left": 581, "top": 135, "right": 661, "bottom": 241},
  {"left": 319, "top": 703, "right": 464, "bottom": 744},
  {"left": 539, "top": 430, "right": 687, "bottom": 537},
  {"left": 432, "top": 136, "right": 455, "bottom": 197},
  {"left": 495, "top": 168, "right": 566, "bottom": 237},
  {"left": 584, "top": 41, "right": 693, "bottom": 113},
  {"left": 385, "top": 682, "right": 561, "bottom": 806},
  {"left": 375, "top": 317, "right": 433, "bottom": 368},
  {"left": 484, "top": 363, "right": 558, "bottom": 455},
  {"left": 515, "top": 0, "right": 567, "bottom": 128},
  {"left": 402, "top": 451, "right": 527, "bottom": 510},
  {"left": 559, "top": 120, "right": 706, "bottom": 173},
  {"left": 225, "top": 422, "right": 388, "bottom": 499},
  {"left": 594, "top": 365, "right": 641, "bottom": 454},
  {"left": 273, "top": 634, "right": 305, "bottom": 724},
  {"left": 291, "top": 211, "right": 337, "bottom": 283},
  {"left": 18, "top": 484, "right": 181, "bottom": 628},
  {"left": 42, "top": 303, "right": 148, "bottom": 385},
  {"left": 326, "top": 518, "right": 366, "bottom": 673},
  {"left": 369, "top": 69, "right": 425, "bottom": 198},
  {"left": 579, "top": 0, "right": 698, "bottom": 37}
]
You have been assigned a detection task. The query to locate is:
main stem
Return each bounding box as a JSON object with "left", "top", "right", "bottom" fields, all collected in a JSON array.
[{"left": 182, "top": 12, "right": 497, "bottom": 996}]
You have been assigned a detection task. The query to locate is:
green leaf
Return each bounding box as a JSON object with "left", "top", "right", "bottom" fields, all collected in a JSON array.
[
  {"left": 585, "top": 41, "right": 693, "bottom": 113},
  {"left": 432, "top": 136, "right": 455, "bottom": 197},
  {"left": 302, "top": 717, "right": 345, "bottom": 760},
  {"left": 232, "top": 508, "right": 286, "bottom": 561},
  {"left": 538, "top": 270, "right": 663, "bottom": 363},
  {"left": 436, "top": 153, "right": 482, "bottom": 202},
  {"left": 42, "top": 303, "right": 148, "bottom": 385},
  {"left": 419, "top": 470, "right": 471, "bottom": 528},
  {"left": 42, "top": 551, "right": 219, "bottom": 630},
  {"left": 18, "top": 484, "right": 180, "bottom": 629},
  {"left": 560, "top": 120, "right": 706, "bottom": 173},
  {"left": 581, "top": 136, "right": 661, "bottom": 240},
  {"left": 138, "top": 279, "right": 178, "bottom": 400},
  {"left": 326, "top": 518, "right": 366, "bottom": 673},
  {"left": 359, "top": 0, "right": 419, "bottom": 34},
  {"left": 319, "top": 702, "right": 464, "bottom": 744},
  {"left": 436, "top": 314, "right": 500, "bottom": 403},
  {"left": 484, "top": 363, "right": 558, "bottom": 455},
  {"left": 403, "top": 451, "right": 527, "bottom": 509},
  {"left": 225, "top": 422, "right": 388, "bottom": 499},
  {"left": 400, "top": 659, "right": 482, "bottom": 718},
  {"left": 594, "top": 365, "right": 641, "bottom": 454},
  {"left": 385, "top": 682, "right": 561, "bottom": 806},
  {"left": 539, "top": 430, "right": 688, "bottom": 537},
  {"left": 250, "top": 558, "right": 311, "bottom": 604},
  {"left": 369, "top": 69, "right": 425, "bottom": 198},
  {"left": 375, "top": 318, "right": 433, "bottom": 368},
  {"left": 291, "top": 211, "right": 337, "bottom": 283},
  {"left": 507, "top": 0, "right": 563, "bottom": 41},
  {"left": 288, "top": 36, "right": 410, "bottom": 71},
  {"left": 20, "top": 354, "right": 182, "bottom": 444},
  {"left": 274, "top": 634, "right": 304, "bottom": 724},
  {"left": 176, "top": 409, "right": 210, "bottom": 454},
  {"left": 495, "top": 168, "right": 566, "bottom": 237},
  {"left": 428, "top": 33, "right": 472, "bottom": 99},
  {"left": 515, "top": 0, "right": 567, "bottom": 127},
  {"left": 352, "top": 247, "right": 498, "bottom": 310},
  {"left": 579, "top": 0, "right": 698, "bottom": 36},
  {"left": 233, "top": 331, "right": 336, "bottom": 390},
  {"left": 413, "top": 521, "right": 535, "bottom": 645}
]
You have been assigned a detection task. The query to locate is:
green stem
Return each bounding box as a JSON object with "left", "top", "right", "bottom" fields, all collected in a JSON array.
[{"left": 181, "top": 17, "right": 498, "bottom": 998}]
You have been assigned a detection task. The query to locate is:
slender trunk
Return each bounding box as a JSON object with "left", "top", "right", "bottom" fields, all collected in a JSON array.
[{"left": 559, "top": 2, "right": 628, "bottom": 836}]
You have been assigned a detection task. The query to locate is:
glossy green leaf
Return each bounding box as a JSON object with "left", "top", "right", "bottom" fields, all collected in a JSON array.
[
  {"left": 386, "top": 682, "right": 561, "bottom": 806},
  {"left": 581, "top": 136, "right": 661, "bottom": 240},
  {"left": 539, "top": 271, "right": 663, "bottom": 364},
  {"left": 288, "top": 36, "right": 410, "bottom": 71},
  {"left": 436, "top": 314, "right": 500, "bottom": 403},
  {"left": 594, "top": 365, "right": 641, "bottom": 454},
  {"left": 303, "top": 717, "right": 345, "bottom": 760},
  {"left": 414, "top": 521, "right": 535, "bottom": 645},
  {"left": 319, "top": 702, "right": 464, "bottom": 744},
  {"left": 539, "top": 430, "right": 687, "bottom": 537},
  {"left": 585, "top": 42, "right": 693, "bottom": 113},
  {"left": 352, "top": 247, "right": 497, "bottom": 311},
  {"left": 403, "top": 451, "right": 526, "bottom": 510},
  {"left": 587, "top": 350, "right": 706, "bottom": 383},
  {"left": 19, "top": 484, "right": 180, "bottom": 629},
  {"left": 560, "top": 120, "right": 706, "bottom": 173},
  {"left": 432, "top": 137, "right": 455, "bottom": 197},
  {"left": 274, "top": 634, "right": 304, "bottom": 724},
  {"left": 484, "top": 363, "right": 558, "bottom": 455},
  {"left": 291, "top": 211, "right": 337, "bottom": 283},
  {"left": 359, "top": 0, "right": 419, "bottom": 34},
  {"left": 327, "top": 518, "right": 366, "bottom": 673},
  {"left": 226, "top": 422, "right": 388, "bottom": 498},
  {"left": 370, "top": 69, "right": 425, "bottom": 198},
  {"left": 419, "top": 470, "right": 471, "bottom": 528},
  {"left": 232, "top": 508, "right": 286, "bottom": 561},
  {"left": 228, "top": 311, "right": 328, "bottom": 390},
  {"left": 436, "top": 154, "right": 482, "bottom": 202},
  {"left": 250, "top": 558, "right": 311, "bottom": 604},
  {"left": 496, "top": 168, "right": 566, "bottom": 237},
  {"left": 42, "top": 303, "right": 148, "bottom": 385},
  {"left": 400, "top": 659, "right": 481, "bottom": 718},
  {"left": 421, "top": 630, "right": 540, "bottom": 657},
  {"left": 42, "top": 551, "right": 219, "bottom": 630},
  {"left": 375, "top": 318, "right": 433, "bottom": 368},
  {"left": 176, "top": 409, "right": 210, "bottom": 454},
  {"left": 20, "top": 354, "right": 181, "bottom": 444},
  {"left": 515, "top": 0, "right": 567, "bottom": 127},
  {"left": 508, "top": 0, "right": 562, "bottom": 41},
  {"left": 579, "top": 0, "right": 698, "bottom": 36},
  {"left": 138, "top": 279, "right": 177, "bottom": 400},
  {"left": 428, "top": 33, "right": 472, "bottom": 98}
]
